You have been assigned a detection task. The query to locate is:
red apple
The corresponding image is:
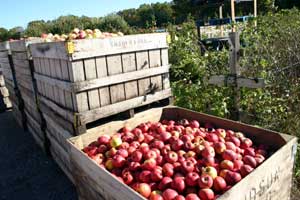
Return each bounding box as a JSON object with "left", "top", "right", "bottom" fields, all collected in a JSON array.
[
  {"left": 255, "top": 154, "right": 265, "bottom": 165},
  {"left": 151, "top": 167, "right": 163, "bottom": 182},
  {"left": 198, "top": 174, "right": 213, "bottom": 189},
  {"left": 143, "top": 158, "right": 157, "bottom": 170},
  {"left": 165, "top": 151, "right": 178, "bottom": 163},
  {"left": 220, "top": 160, "right": 234, "bottom": 171},
  {"left": 216, "top": 128, "right": 226, "bottom": 138},
  {"left": 117, "top": 148, "right": 128, "bottom": 158},
  {"left": 105, "top": 158, "right": 114, "bottom": 170},
  {"left": 112, "top": 155, "right": 126, "bottom": 168},
  {"left": 186, "top": 193, "right": 200, "bottom": 200},
  {"left": 145, "top": 150, "right": 158, "bottom": 160},
  {"left": 185, "top": 172, "right": 200, "bottom": 187},
  {"left": 172, "top": 139, "right": 184, "bottom": 151},
  {"left": 222, "top": 149, "right": 237, "bottom": 161},
  {"left": 161, "top": 131, "right": 172, "bottom": 142},
  {"left": 171, "top": 177, "right": 185, "bottom": 193},
  {"left": 140, "top": 143, "right": 150, "bottom": 154},
  {"left": 243, "top": 155, "right": 257, "bottom": 168},
  {"left": 150, "top": 192, "right": 163, "bottom": 200},
  {"left": 175, "top": 195, "right": 186, "bottom": 200},
  {"left": 139, "top": 170, "right": 152, "bottom": 183},
  {"left": 225, "top": 142, "right": 237, "bottom": 152},
  {"left": 225, "top": 171, "right": 242, "bottom": 185},
  {"left": 129, "top": 162, "right": 141, "bottom": 171},
  {"left": 241, "top": 138, "right": 253, "bottom": 149},
  {"left": 213, "top": 176, "right": 227, "bottom": 192},
  {"left": 240, "top": 164, "right": 254, "bottom": 177},
  {"left": 206, "top": 133, "right": 219, "bottom": 143},
  {"left": 163, "top": 189, "right": 179, "bottom": 200},
  {"left": 198, "top": 188, "right": 215, "bottom": 200},
  {"left": 122, "top": 171, "right": 134, "bottom": 185},
  {"left": 163, "top": 163, "right": 174, "bottom": 177},
  {"left": 97, "top": 135, "right": 110, "bottom": 145},
  {"left": 182, "top": 160, "right": 195, "bottom": 173},
  {"left": 201, "top": 146, "right": 215, "bottom": 158},
  {"left": 151, "top": 140, "right": 165, "bottom": 149},
  {"left": 136, "top": 183, "right": 151, "bottom": 198},
  {"left": 214, "top": 142, "right": 226, "bottom": 154},
  {"left": 158, "top": 177, "right": 173, "bottom": 191},
  {"left": 190, "top": 120, "right": 200, "bottom": 128}
]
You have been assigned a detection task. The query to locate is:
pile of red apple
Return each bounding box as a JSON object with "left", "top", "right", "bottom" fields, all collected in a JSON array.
[
  {"left": 83, "top": 119, "right": 268, "bottom": 200},
  {"left": 41, "top": 28, "right": 124, "bottom": 42}
]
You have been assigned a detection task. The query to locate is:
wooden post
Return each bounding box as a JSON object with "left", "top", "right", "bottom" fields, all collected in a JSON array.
[
  {"left": 231, "top": 0, "right": 236, "bottom": 32},
  {"left": 219, "top": 5, "right": 224, "bottom": 37},
  {"left": 229, "top": 32, "right": 240, "bottom": 121},
  {"left": 254, "top": 0, "right": 257, "bottom": 27}
]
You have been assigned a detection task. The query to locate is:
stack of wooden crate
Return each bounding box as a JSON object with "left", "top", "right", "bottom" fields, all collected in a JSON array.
[
  {"left": 0, "top": 42, "right": 20, "bottom": 122},
  {"left": 29, "top": 33, "right": 171, "bottom": 183},
  {"left": 9, "top": 39, "right": 45, "bottom": 150}
]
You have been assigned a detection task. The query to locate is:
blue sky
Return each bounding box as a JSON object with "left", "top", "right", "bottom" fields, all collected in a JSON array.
[{"left": 0, "top": 0, "right": 171, "bottom": 29}]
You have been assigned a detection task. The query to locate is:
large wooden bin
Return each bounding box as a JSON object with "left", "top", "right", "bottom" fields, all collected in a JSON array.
[
  {"left": 29, "top": 33, "right": 171, "bottom": 135},
  {"left": 68, "top": 106, "right": 297, "bottom": 200},
  {"left": 9, "top": 39, "right": 45, "bottom": 149},
  {"left": 0, "top": 42, "right": 12, "bottom": 111}
]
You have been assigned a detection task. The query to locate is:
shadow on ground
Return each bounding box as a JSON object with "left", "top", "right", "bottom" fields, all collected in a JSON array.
[{"left": 0, "top": 111, "right": 77, "bottom": 200}]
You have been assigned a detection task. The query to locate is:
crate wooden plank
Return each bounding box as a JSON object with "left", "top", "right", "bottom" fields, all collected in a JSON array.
[
  {"left": 99, "top": 87, "right": 110, "bottom": 107},
  {"left": 138, "top": 78, "right": 151, "bottom": 96},
  {"left": 124, "top": 80, "right": 138, "bottom": 100},
  {"left": 65, "top": 91, "right": 74, "bottom": 110},
  {"left": 161, "top": 48, "right": 169, "bottom": 66},
  {"left": 136, "top": 51, "right": 149, "bottom": 70},
  {"left": 48, "top": 132, "right": 74, "bottom": 184},
  {"left": 87, "top": 89, "right": 100, "bottom": 110},
  {"left": 95, "top": 57, "right": 107, "bottom": 78},
  {"left": 29, "top": 41, "right": 69, "bottom": 60},
  {"left": 72, "top": 65, "right": 169, "bottom": 92},
  {"left": 60, "top": 60, "right": 70, "bottom": 80},
  {"left": 122, "top": 53, "right": 136, "bottom": 72},
  {"left": 25, "top": 110, "right": 44, "bottom": 149},
  {"left": 84, "top": 58, "right": 97, "bottom": 80},
  {"left": 12, "top": 52, "right": 28, "bottom": 60},
  {"left": 75, "top": 92, "right": 89, "bottom": 112},
  {"left": 0, "top": 75, "right": 5, "bottom": 86},
  {"left": 78, "top": 88, "right": 172, "bottom": 124},
  {"left": 0, "top": 51, "right": 8, "bottom": 58},
  {"left": 43, "top": 112, "right": 73, "bottom": 153},
  {"left": 109, "top": 84, "right": 125, "bottom": 104},
  {"left": 149, "top": 49, "right": 161, "bottom": 68},
  {"left": 69, "top": 60, "right": 85, "bottom": 82},
  {"left": 68, "top": 106, "right": 297, "bottom": 200}
]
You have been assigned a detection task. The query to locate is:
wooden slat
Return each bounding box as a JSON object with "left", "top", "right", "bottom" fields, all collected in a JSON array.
[
  {"left": 11, "top": 52, "right": 28, "bottom": 60},
  {"left": 87, "top": 89, "right": 100, "bottom": 110},
  {"left": 122, "top": 53, "right": 136, "bottom": 72},
  {"left": 84, "top": 58, "right": 97, "bottom": 80},
  {"left": 109, "top": 84, "right": 125, "bottom": 104},
  {"left": 79, "top": 88, "right": 172, "bottom": 124},
  {"left": 30, "top": 41, "right": 69, "bottom": 60},
  {"left": 71, "top": 33, "right": 168, "bottom": 60},
  {"left": 72, "top": 65, "right": 169, "bottom": 92},
  {"left": 124, "top": 81, "right": 138, "bottom": 100},
  {"left": 95, "top": 57, "right": 107, "bottom": 78},
  {"left": 69, "top": 60, "right": 85, "bottom": 82},
  {"left": 60, "top": 59, "right": 70, "bottom": 81},
  {"left": 99, "top": 87, "right": 110, "bottom": 107},
  {"left": 75, "top": 92, "right": 89, "bottom": 112},
  {"left": 149, "top": 49, "right": 161, "bottom": 68},
  {"left": 161, "top": 48, "right": 169, "bottom": 66}
]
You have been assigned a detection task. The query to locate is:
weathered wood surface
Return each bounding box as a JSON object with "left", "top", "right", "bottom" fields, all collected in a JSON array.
[
  {"left": 69, "top": 106, "right": 297, "bottom": 200},
  {"left": 25, "top": 110, "right": 44, "bottom": 150},
  {"left": 30, "top": 33, "right": 168, "bottom": 60}
]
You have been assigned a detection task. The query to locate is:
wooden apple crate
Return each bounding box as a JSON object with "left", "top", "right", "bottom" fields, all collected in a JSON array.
[
  {"left": 9, "top": 39, "right": 46, "bottom": 148},
  {"left": 0, "top": 42, "right": 12, "bottom": 111},
  {"left": 68, "top": 106, "right": 298, "bottom": 200},
  {"left": 29, "top": 33, "right": 171, "bottom": 136}
]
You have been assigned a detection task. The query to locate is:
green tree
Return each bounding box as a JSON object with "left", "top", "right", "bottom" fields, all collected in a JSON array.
[
  {"left": 24, "top": 20, "right": 49, "bottom": 37},
  {"left": 97, "top": 14, "right": 131, "bottom": 34},
  {"left": 0, "top": 28, "right": 9, "bottom": 41}
]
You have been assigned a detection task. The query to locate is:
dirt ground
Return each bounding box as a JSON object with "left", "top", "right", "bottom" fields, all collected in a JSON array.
[{"left": 0, "top": 111, "right": 77, "bottom": 200}]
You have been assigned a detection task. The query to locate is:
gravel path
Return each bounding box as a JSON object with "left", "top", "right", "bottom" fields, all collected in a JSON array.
[{"left": 0, "top": 111, "right": 77, "bottom": 200}]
